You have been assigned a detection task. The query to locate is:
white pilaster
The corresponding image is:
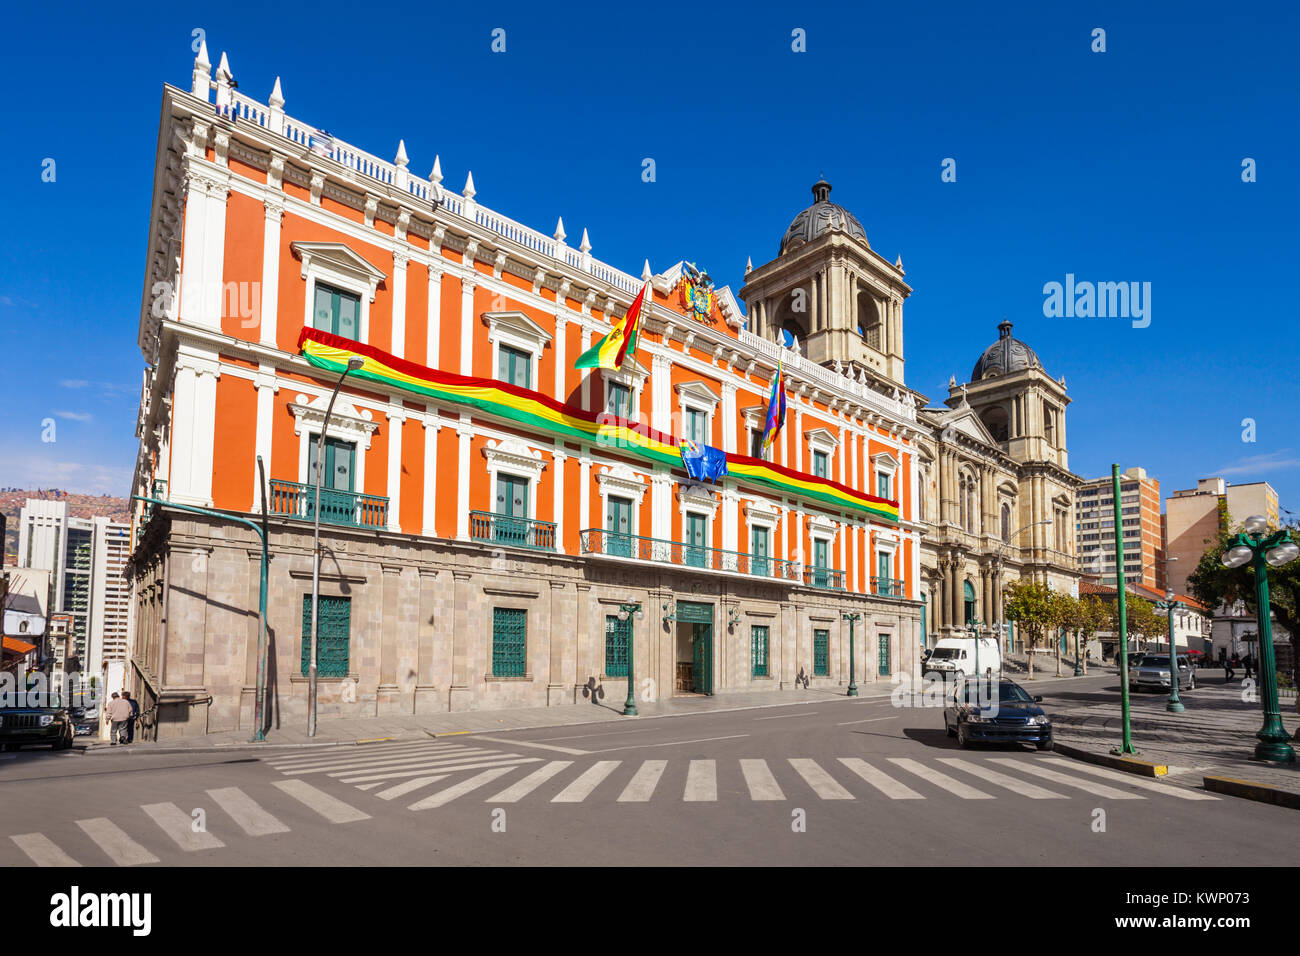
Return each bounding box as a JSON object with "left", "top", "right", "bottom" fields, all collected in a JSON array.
[
  {"left": 721, "top": 488, "right": 739, "bottom": 553},
  {"left": 839, "top": 521, "right": 848, "bottom": 585},
  {"left": 258, "top": 195, "right": 282, "bottom": 347},
  {"left": 651, "top": 353, "right": 671, "bottom": 433},
  {"left": 651, "top": 471, "right": 670, "bottom": 539},
  {"left": 456, "top": 418, "right": 472, "bottom": 540},
  {"left": 422, "top": 409, "right": 440, "bottom": 537},
  {"left": 721, "top": 382, "right": 737, "bottom": 454},
  {"left": 253, "top": 366, "right": 277, "bottom": 508},
  {"left": 179, "top": 163, "right": 230, "bottom": 332},
  {"left": 794, "top": 407, "right": 804, "bottom": 473},
  {"left": 851, "top": 518, "right": 859, "bottom": 593},
  {"left": 426, "top": 263, "right": 443, "bottom": 370},
  {"left": 459, "top": 275, "right": 476, "bottom": 376},
  {"left": 552, "top": 450, "right": 567, "bottom": 553},
  {"left": 391, "top": 250, "right": 409, "bottom": 359},
  {"left": 579, "top": 456, "right": 592, "bottom": 533},
  {"left": 169, "top": 347, "right": 220, "bottom": 507},
  {"left": 553, "top": 317, "right": 567, "bottom": 402},
  {"left": 386, "top": 406, "right": 405, "bottom": 532}
]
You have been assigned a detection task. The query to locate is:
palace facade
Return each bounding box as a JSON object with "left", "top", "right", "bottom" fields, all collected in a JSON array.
[{"left": 127, "top": 45, "right": 930, "bottom": 737}]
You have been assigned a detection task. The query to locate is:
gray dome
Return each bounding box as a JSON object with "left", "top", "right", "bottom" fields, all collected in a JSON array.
[
  {"left": 971, "top": 320, "right": 1041, "bottom": 380},
  {"left": 779, "top": 180, "right": 866, "bottom": 255}
]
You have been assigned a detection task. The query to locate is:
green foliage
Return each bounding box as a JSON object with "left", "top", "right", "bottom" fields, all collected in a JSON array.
[{"left": 1186, "top": 517, "right": 1300, "bottom": 642}]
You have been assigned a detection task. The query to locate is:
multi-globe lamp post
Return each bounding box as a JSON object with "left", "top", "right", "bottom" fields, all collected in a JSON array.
[
  {"left": 1220, "top": 515, "right": 1298, "bottom": 763},
  {"left": 1153, "top": 591, "right": 1185, "bottom": 715},
  {"left": 842, "top": 612, "right": 860, "bottom": 697},
  {"left": 616, "top": 601, "right": 645, "bottom": 716}
]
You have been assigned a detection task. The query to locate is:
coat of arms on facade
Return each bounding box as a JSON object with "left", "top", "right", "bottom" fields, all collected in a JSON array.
[{"left": 677, "top": 262, "right": 716, "bottom": 322}]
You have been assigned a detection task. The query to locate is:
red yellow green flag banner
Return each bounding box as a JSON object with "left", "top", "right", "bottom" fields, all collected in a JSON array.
[
  {"left": 574, "top": 281, "right": 647, "bottom": 370},
  {"left": 297, "top": 326, "right": 898, "bottom": 523}
]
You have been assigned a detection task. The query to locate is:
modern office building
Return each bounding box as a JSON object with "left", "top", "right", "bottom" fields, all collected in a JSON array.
[
  {"left": 1164, "top": 477, "right": 1280, "bottom": 596},
  {"left": 1075, "top": 466, "right": 1164, "bottom": 591}
]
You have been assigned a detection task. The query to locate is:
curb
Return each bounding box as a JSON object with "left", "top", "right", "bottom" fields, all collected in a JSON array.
[
  {"left": 1051, "top": 740, "right": 1168, "bottom": 776},
  {"left": 1203, "top": 775, "right": 1300, "bottom": 810}
]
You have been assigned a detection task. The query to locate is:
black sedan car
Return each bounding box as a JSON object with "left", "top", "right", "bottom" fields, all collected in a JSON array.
[
  {"left": 0, "top": 703, "right": 76, "bottom": 751},
  {"left": 943, "top": 677, "right": 1052, "bottom": 750}
]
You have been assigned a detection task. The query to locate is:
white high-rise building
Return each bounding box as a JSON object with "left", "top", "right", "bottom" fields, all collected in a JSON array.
[{"left": 90, "top": 517, "right": 133, "bottom": 663}]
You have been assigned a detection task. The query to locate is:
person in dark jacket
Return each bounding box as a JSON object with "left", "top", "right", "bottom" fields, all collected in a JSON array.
[{"left": 123, "top": 691, "right": 140, "bottom": 744}]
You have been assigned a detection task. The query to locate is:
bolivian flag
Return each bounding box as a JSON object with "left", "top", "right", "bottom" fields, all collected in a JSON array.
[{"left": 575, "top": 281, "right": 648, "bottom": 371}]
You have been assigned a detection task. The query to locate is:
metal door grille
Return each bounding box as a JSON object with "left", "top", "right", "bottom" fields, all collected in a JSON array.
[
  {"left": 492, "top": 608, "right": 527, "bottom": 678},
  {"left": 301, "top": 596, "right": 351, "bottom": 678}
]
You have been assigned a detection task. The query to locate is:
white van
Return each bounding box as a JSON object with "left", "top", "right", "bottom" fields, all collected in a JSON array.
[{"left": 921, "top": 637, "right": 1001, "bottom": 679}]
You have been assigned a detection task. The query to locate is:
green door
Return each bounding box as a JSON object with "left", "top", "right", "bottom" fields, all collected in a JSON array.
[
  {"left": 692, "top": 622, "right": 713, "bottom": 694},
  {"left": 877, "top": 550, "right": 893, "bottom": 596},
  {"left": 607, "top": 495, "right": 633, "bottom": 557},
  {"left": 307, "top": 437, "right": 356, "bottom": 523},
  {"left": 751, "top": 526, "right": 770, "bottom": 577},
  {"left": 685, "top": 513, "right": 707, "bottom": 568},
  {"left": 813, "top": 538, "right": 829, "bottom": 587},
  {"left": 495, "top": 474, "right": 529, "bottom": 546}
]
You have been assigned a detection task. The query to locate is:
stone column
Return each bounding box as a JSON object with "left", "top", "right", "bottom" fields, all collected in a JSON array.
[
  {"left": 415, "top": 567, "right": 442, "bottom": 714},
  {"left": 377, "top": 563, "right": 402, "bottom": 712},
  {"left": 449, "top": 569, "right": 474, "bottom": 710},
  {"left": 548, "top": 580, "right": 574, "bottom": 705}
]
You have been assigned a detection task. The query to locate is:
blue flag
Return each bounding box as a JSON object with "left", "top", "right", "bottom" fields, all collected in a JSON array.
[{"left": 679, "top": 440, "right": 728, "bottom": 483}]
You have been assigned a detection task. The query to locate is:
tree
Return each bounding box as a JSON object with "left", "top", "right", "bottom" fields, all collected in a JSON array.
[
  {"left": 1048, "top": 592, "right": 1078, "bottom": 677},
  {"left": 1075, "top": 594, "right": 1109, "bottom": 674},
  {"left": 1004, "top": 580, "right": 1060, "bottom": 679}
]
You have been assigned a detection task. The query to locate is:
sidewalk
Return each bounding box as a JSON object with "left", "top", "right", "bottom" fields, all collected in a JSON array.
[
  {"left": 86, "top": 685, "right": 898, "bottom": 754},
  {"left": 1045, "top": 673, "right": 1300, "bottom": 796}
]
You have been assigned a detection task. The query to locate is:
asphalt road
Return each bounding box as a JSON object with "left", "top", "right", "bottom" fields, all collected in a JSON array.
[{"left": 2, "top": 674, "right": 1293, "bottom": 867}]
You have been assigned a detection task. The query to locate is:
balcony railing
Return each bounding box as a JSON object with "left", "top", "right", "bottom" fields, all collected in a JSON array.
[
  {"left": 803, "top": 567, "right": 846, "bottom": 590},
  {"left": 580, "top": 528, "right": 824, "bottom": 583},
  {"left": 872, "top": 576, "right": 906, "bottom": 598},
  {"left": 470, "top": 511, "right": 557, "bottom": 551},
  {"left": 268, "top": 479, "right": 388, "bottom": 529}
]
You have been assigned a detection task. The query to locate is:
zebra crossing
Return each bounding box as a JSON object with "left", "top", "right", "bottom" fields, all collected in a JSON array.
[
  {"left": 262, "top": 739, "right": 1221, "bottom": 812},
  {"left": 6, "top": 778, "right": 369, "bottom": 867}
]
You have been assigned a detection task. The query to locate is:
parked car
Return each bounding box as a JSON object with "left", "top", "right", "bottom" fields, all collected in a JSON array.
[
  {"left": 68, "top": 706, "right": 99, "bottom": 737},
  {"left": 0, "top": 702, "right": 75, "bottom": 751},
  {"left": 923, "top": 637, "right": 1002, "bottom": 680},
  {"left": 1130, "top": 654, "right": 1195, "bottom": 692},
  {"left": 943, "top": 677, "right": 1052, "bottom": 750}
]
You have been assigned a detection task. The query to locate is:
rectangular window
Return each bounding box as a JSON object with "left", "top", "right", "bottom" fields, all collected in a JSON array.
[
  {"left": 751, "top": 625, "right": 769, "bottom": 677},
  {"left": 877, "top": 550, "right": 893, "bottom": 595},
  {"left": 813, "top": 538, "right": 830, "bottom": 587},
  {"left": 606, "top": 495, "right": 633, "bottom": 557},
  {"left": 300, "top": 595, "right": 350, "bottom": 678},
  {"left": 313, "top": 283, "right": 360, "bottom": 338},
  {"left": 492, "top": 608, "right": 527, "bottom": 678},
  {"left": 308, "top": 437, "right": 356, "bottom": 492},
  {"left": 812, "top": 450, "right": 828, "bottom": 478},
  {"left": 878, "top": 633, "right": 891, "bottom": 676},
  {"left": 686, "top": 408, "right": 708, "bottom": 444},
  {"left": 605, "top": 614, "right": 630, "bottom": 678},
  {"left": 813, "top": 628, "right": 829, "bottom": 677},
  {"left": 498, "top": 345, "right": 532, "bottom": 388},
  {"left": 876, "top": 471, "right": 891, "bottom": 499},
  {"left": 685, "top": 513, "right": 708, "bottom": 568},
  {"left": 608, "top": 382, "right": 631, "bottom": 419}
]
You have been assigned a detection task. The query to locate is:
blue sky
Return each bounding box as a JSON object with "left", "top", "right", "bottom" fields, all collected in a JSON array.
[{"left": 1, "top": 0, "right": 1297, "bottom": 517}]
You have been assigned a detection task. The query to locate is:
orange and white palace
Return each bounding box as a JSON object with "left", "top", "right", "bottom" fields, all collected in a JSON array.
[{"left": 128, "top": 44, "right": 925, "bottom": 736}]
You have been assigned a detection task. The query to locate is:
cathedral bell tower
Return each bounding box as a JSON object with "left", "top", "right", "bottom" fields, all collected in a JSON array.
[{"left": 739, "top": 180, "right": 911, "bottom": 391}]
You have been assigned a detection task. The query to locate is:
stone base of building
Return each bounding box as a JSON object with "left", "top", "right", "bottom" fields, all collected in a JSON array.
[{"left": 128, "top": 510, "right": 922, "bottom": 738}]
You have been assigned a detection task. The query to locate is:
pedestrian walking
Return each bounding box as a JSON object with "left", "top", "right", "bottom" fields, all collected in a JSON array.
[
  {"left": 106, "top": 693, "right": 132, "bottom": 745},
  {"left": 1223, "top": 656, "right": 1236, "bottom": 684},
  {"left": 1243, "top": 654, "right": 1254, "bottom": 681},
  {"left": 123, "top": 691, "right": 140, "bottom": 744}
]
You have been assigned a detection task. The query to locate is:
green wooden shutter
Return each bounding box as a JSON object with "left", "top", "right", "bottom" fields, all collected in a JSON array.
[{"left": 605, "top": 615, "right": 630, "bottom": 678}]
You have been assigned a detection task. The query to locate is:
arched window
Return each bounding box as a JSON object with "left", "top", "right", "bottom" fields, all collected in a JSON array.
[
  {"left": 1044, "top": 400, "right": 1055, "bottom": 445},
  {"left": 1001, "top": 502, "right": 1011, "bottom": 543},
  {"left": 857, "top": 293, "right": 882, "bottom": 350},
  {"left": 981, "top": 405, "right": 1010, "bottom": 443}
]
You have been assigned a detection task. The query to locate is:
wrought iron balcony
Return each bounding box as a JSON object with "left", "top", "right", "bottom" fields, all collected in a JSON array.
[
  {"left": 470, "top": 510, "right": 557, "bottom": 551},
  {"left": 268, "top": 479, "right": 388, "bottom": 529},
  {"left": 580, "top": 528, "right": 816, "bottom": 583},
  {"left": 872, "top": 576, "right": 906, "bottom": 598},
  {"left": 803, "top": 567, "right": 845, "bottom": 590}
]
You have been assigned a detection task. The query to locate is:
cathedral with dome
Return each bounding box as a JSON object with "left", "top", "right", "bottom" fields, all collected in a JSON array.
[{"left": 741, "top": 181, "right": 1082, "bottom": 650}]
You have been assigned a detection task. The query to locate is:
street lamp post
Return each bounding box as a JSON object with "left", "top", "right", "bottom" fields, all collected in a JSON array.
[
  {"left": 617, "top": 601, "right": 644, "bottom": 716},
  {"left": 1154, "top": 592, "right": 1185, "bottom": 714},
  {"left": 843, "top": 612, "right": 860, "bottom": 696},
  {"left": 1111, "top": 464, "right": 1137, "bottom": 756},
  {"left": 308, "top": 356, "right": 365, "bottom": 738},
  {"left": 968, "top": 617, "right": 984, "bottom": 678},
  {"left": 1220, "top": 515, "right": 1298, "bottom": 763}
]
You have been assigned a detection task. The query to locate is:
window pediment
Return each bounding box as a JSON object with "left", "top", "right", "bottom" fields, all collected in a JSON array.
[
  {"left": 483, "top": 310, "right": 553, "bottom": 348},
  {"left": 482, "top": 437, "right": 547, "bottom": 480},
  {"left": 674, "top": 380, "right": 720, "bottom": 410},
  {"left": 805, "top": 428, "right": 840, "bottom": 453},
  {"left": 596, "top": 463, "right": 648, "bottom": 504},
  {"left": 292, "top": 242, "right": 386, "bottom": 300}
]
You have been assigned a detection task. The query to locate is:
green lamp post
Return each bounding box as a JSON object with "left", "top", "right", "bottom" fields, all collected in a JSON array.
[
  {"left": 843, "top": 611, "right": 860, "bottom": 696},
  {"left": 1154, "top": 592, "right": 1185, "bottom": 714},
  {"left": 617, "top": 601, "right": 644, "bottom": 716},
  {"left": 1220, "top": 515, "right": 1298, "bottom": 763}
]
